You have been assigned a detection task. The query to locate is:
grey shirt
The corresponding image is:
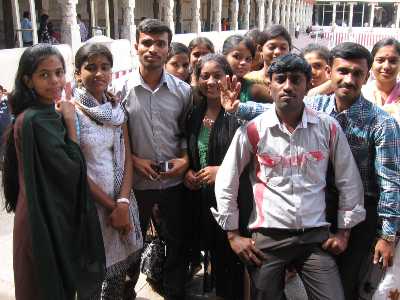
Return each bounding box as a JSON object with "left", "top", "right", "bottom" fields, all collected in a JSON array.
[{"left": 124, "top": 71, "right": 192, "bottom": 190}]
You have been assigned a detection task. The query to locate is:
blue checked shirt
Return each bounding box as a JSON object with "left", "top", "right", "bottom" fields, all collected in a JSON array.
[{"left": 235, "top": 94, "right": 400, "bottom": 236}]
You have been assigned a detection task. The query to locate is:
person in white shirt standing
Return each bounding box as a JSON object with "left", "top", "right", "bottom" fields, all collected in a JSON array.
[{"left": 213, "top": 53, "right": 366, "bottom": 300}]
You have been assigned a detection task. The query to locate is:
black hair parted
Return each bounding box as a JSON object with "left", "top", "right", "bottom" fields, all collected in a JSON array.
[
  {"left": 259, "top": 25, "right": 292, "bottom": 50},
  {"left": 222, "top": 34, "right": 256, "bottom": 58},
  {"left": 268, "top": 53, "right": 312, "bottom": 82},
  {"left": 300, "top": 43, "right": 330, "bottom": 63},
  {"left": 371, "top": 37, "right": 400, "bottom": 58},
  {"left": 188, "top": 37, "right": 215, "bottom": 54},
  {"left": 194, "top": 53, "right": 233, "bottom": 80},
  {"left": 329, "top": 42, "right": 373, "bottom": 70},
  {"left": 136, "top": 18, "right": 172, "bottom": 46},
  {"left": 167, "top": 42, "right": 190, "bottom": 62},
  {"left": 75, "top": 43, "right": 113, "bottom": 72}
]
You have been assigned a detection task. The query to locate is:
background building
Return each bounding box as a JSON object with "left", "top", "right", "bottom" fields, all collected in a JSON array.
[
  {"left": 313, "top": 0, "right": 400, "bottom": 28},
  {"left": 0, "top": 0, "right": 314, "bottom": 49}
]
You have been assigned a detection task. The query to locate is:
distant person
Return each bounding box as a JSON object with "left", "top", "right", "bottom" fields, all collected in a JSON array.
[
  {"left": 295, "top": 23, "right": 300, "bottom": 38},
  {"left": 300, "top": 43, "right": 330, "bottom": 89},
  {"left": 77, "top": 14, "right": 88, "bottom": 42},
  {"left": 188, "top": 37, "right": 215, "bottom": 85},
  {"left": 21, "top": 11, "right": 33, "bottom": 47},
  {"left": 38, "top": 14, "right": 51, "bottom": 43},
  {"left": 245, "top": 28, "right": 264, "bottom": 71},
  {"left": 165, "top": 42, "right": 190, "bottom": 82}
]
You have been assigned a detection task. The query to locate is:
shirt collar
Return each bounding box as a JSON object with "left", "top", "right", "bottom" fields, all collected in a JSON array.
[
  {"left": 132, "top": 69, "right": 169, "bottom": 91},
  {"left": 333, "top": 94, "right": 363, "bottom": 116},
  {"left": 264, "top": 104, "right": 319, "bottom": 129}
]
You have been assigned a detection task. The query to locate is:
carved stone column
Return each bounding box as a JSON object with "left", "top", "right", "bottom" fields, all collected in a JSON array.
[
  {"left": 256, "top": 0, "right": 266, "bottom": 30},
  {"left": 57, "top": 0, "right": 81, "bottom": 52},
  {"left": 274, "top": 0, "right": 280, "bottom": 24},
  {"left": 164, "top": 0, "right": 175, "bottom": 34},
  {"left": 369, "top": 2, "right": 377, "bottom": 27},
  {"left": 267, "top": 0, "right": 274, "bottom": 27},
  {"left": 28, "top": 0, "right": 38, "bottom": 44},
  {"left": 281, "top": 0, "right": 287, "bottom": 27},
  {"left": 290, "top": 0, "right": 296, "bottom": 32},
  {"left": 286, "top": 0, "right": 291, "bottom": 30},
  {"left": 192, "top": 0, "right": 202, "bottom": 33},
  {"left": 396, "top": 3, "right": 400, "bottom": 28},
  {"left": 331, "top": 2, "right": 337, "bottom": 25},
  {"left": 243, "top": 0, "right": 251, "bottom": 29},
  {"left": 212, "top": 0, "right": 223, "bottom": 31},
  {"left": 121, "top": 0, "right": 136, "bottom": 45},
  {"left": 231, "top": 0, "right": 239, "bottom": 30}
]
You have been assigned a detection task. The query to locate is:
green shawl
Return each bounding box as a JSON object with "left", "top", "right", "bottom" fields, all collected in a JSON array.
[{"left": 21, "top": 105, "right": 105, "bottom": 300}]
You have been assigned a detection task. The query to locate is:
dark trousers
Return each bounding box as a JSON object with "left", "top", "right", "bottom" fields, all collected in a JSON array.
[
  {"left": 248, "top": 227, "right": 344, "bottom": 300},
  {"left": 336, "top": 204, "right": 378, "bottom": 300},
  {"left": 134, "top": 184, "right": 187, "bottom": 299}
]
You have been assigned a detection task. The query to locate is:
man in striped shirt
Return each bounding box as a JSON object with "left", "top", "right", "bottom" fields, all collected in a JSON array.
[{"left": 213, "top": 54, "right": 365, "bottom": 299}]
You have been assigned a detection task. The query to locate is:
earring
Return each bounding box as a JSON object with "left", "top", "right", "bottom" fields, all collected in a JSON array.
[{"left": 30, "top": 89, "right": 37, "bottom": 99}]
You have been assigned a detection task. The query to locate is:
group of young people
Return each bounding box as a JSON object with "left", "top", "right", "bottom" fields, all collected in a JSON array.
[{"left": 2, "top": 16, "right": 400, "bottom": 300}]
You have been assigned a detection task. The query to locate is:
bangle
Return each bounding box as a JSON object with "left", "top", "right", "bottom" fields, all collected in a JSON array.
[{"left": 116, "top": 198, "right": 130, "bottom": 204}]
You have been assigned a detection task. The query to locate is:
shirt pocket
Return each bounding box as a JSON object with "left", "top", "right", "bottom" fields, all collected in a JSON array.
[
  {"left": 303, "top": 151, "right": 328, "bottom": 185},
  {"left": 257, "top": 153, "right": 283, "bottom": 186}
]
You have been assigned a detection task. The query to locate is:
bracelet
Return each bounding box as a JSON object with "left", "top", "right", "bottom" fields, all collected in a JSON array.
[
  {"left": 380, "top": 234, "right": 396, "bottom": 243},
  {"left": 116, "top": 198, "right": 130, "bottom": 204}
]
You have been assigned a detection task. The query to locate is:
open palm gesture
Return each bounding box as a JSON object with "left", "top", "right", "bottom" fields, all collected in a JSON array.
[{"left": 218, "top": 75, "right": 241, "bottom": 113}]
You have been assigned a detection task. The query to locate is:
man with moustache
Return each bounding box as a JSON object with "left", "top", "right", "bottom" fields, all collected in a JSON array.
[
  {"left": 221, "top": 42, "right": 400, "bottom": 300},
  {"left": 123, "top": 19, "right": 192, "bottom": 300},
  {"left": 214, "top": 54, "right": 365, "bottom": 299}
]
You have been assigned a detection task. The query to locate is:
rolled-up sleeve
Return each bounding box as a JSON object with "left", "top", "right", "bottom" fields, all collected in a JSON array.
[
  {"left": 212, "top": 126, "right": 253, "bottom": 230},
  {"left": 330, "top": 119, "right": 366, "bottom": 228}
]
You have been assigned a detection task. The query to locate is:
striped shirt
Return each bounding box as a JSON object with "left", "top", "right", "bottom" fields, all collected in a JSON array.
[{"left": 213, "top": 105, "right": 365, "bottom": 231}]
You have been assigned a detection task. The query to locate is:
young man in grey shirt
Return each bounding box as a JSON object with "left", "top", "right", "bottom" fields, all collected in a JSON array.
[{"left": 123, "top": 19, "right": 192, "bottom": 300}]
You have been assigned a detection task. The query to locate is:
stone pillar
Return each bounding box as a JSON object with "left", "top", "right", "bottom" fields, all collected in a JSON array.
[
  {"left": 290, "top": 0, "right": 296, "bottom": 32},
  {"left": 192, "top": 0, "right": 202, "bottom": 33},
  {"left": 396, "top": 3, "right": 400, "bottom": 28},
  {"left": 332, "top": 2, "right": 337, "bottom": 25},
  {"left": 12, "top": 0, "right": 23, "bottom": 47},
  {"left": 231, "top": 0, "right": 239, "bottom": 30},
  {"left": 348, "top": 2, "right": 355, "bottom": 29},
  {"left": 361, "top": 2, "right": 365, "bottom": 26},
  {"left": 121, "top": 0, "right": 136, "bottom": 45},
  {"left": 274, "top": 0, "right": 281, "bottom": 24},
  {"left": 281, "top": 0, "right": 287, "bottom": 27},
  {"left": 28, "top": 0, "right": 38, "bottom": 44},
  {"left": 369, "top": 2, "right": 376, "bottom": 27},
  {"left": 105, "top": 0, "right": 111, "bottom": 37},
  {"left": 212, "top": 0, "right": 222, "bottom": 31},
  {"left": 243, "top": 0, "right": 251, "bottom": 29},
  {"left": 267, "top": 0, "right": 274, "bottom": 27},
  {"left": 57, "top": 0, "right": 81, "bottom": 53},
  {"left": 164, "top": 0, "right": 175, "bottom": 34},
  {"left": 285, "top": 0, "right": 291, "bottom": 29},
  {"left": 257, "top": 0, "right": 266, "bottom": 30},
  {"left": 90, "top": 0, "right": 96, "bottom": 36},
  {"left": 113, "top": 0, "right": 119, "bottom": 39}
]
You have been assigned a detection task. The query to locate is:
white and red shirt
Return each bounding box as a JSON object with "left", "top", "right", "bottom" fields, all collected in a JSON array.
[{"left": 213, "top": 105, "right": 365, "bottom": 231}]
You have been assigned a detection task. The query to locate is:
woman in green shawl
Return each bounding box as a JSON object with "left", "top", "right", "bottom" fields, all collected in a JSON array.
[{"left": 2, "top": 44, "right": 105, "bottom": 300}]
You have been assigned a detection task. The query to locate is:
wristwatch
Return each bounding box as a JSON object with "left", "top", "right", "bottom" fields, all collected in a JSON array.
[{"left": 380, "top": 234, "right": 396, "bottom": 243}]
